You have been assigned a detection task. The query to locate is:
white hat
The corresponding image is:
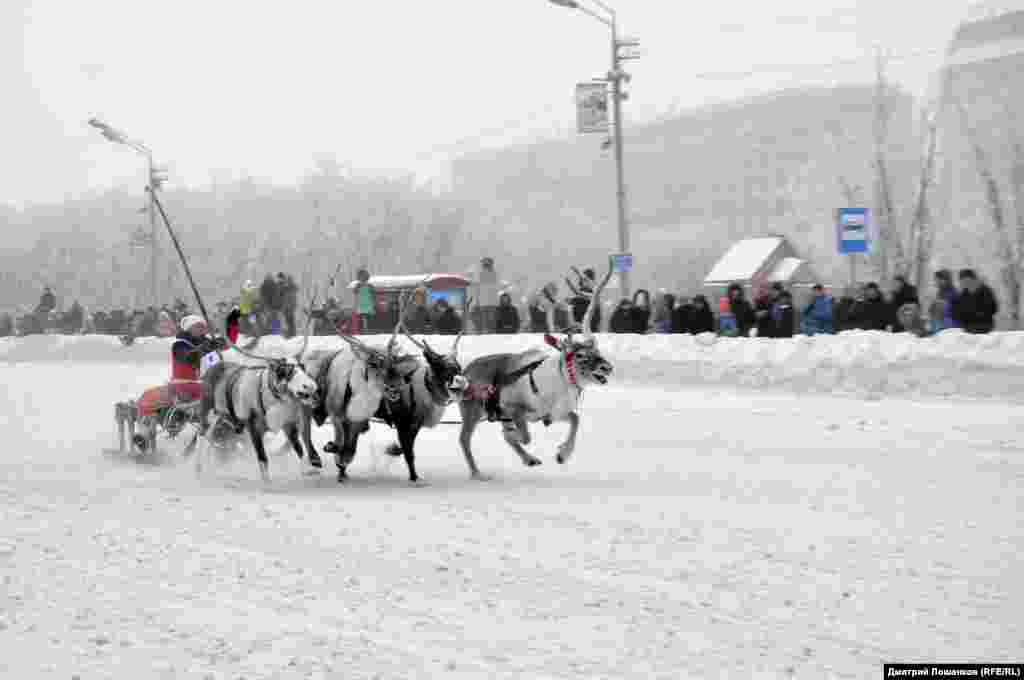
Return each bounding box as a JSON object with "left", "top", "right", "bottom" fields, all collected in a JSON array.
[{"left": 180, "top": 315, "right": 206, "bottom": 332}]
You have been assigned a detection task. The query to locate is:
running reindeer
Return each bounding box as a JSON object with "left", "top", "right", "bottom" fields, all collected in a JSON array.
[
  {"left": 374, "top": 289, "right": 469, "bottom": 484},
  {"left": 457, "top": 260, "right": 614, "bottom": 479},
  {"left": 195, "top": 324, "right": 320, "bottom": 483},
  {"left": 298, "top": 324, "right": 412, "bottom": 483}
]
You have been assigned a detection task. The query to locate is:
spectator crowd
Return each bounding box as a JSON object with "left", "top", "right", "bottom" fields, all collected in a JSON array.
[{"left": 0, "top": 262, "right": 1000, "bottom": 340}]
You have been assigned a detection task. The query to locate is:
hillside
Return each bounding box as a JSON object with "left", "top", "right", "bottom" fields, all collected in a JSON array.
[{"left": 448, "top": 84, "right": 919, "bottom": 296}]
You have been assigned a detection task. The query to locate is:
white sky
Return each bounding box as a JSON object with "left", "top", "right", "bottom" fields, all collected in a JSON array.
[{"left": 1, "top": 0, "right": 974, "bottom": 206}]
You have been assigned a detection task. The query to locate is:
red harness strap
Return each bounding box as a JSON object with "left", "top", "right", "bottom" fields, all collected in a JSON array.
[
  {"left": 463, "top": 383, "right": 496, "bottom": 402},
  {"left": 563, "top": 351, "right": 578, "bottom": 386},
  {"left": 544, "top": 335, "right": 578, "bottom": 386}
]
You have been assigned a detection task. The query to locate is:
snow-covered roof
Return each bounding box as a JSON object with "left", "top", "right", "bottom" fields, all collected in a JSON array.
[
  {"left": 347, "top": 274, "right": 470, "bottom": 290},
  {"left": 768, "top": 257, "right": 800, "bottom": 282},
  {"left": 703, "top": 237, "right": 785, "bottom": 284}
]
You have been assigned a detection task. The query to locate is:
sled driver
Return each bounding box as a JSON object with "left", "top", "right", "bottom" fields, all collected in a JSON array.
[
  {"left": 171, "top": 315, "right": 228, "bottom": 393},
  {"left": 133, "top": 315, "right": 227, "bottom": 447}
]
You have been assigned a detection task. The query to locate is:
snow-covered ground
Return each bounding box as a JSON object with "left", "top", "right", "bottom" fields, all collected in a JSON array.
[{"left": 1, "top": 333, "right": 1022, "bottom": 678}]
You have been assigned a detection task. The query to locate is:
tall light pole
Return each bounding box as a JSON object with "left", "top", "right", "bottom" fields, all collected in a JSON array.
[
  {"left": 88, "top": 118, "right": 166, "bottom": 307},
  {"left": 549, "top": 0, "right": 637, "bottom": 297}
]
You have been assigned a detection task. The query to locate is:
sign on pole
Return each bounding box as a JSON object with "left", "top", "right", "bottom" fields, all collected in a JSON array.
[
  {"left": 611, "top": 253, "right": 633, "bottom": 274},
  {"left": 576, "top": 82, "right": 609, "bottom": 134},
  {"left": 836, "top": 208, "right": 870, "bottom": 254}
]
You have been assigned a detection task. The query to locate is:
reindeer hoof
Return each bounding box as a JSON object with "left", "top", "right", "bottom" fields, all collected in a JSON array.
[
  {"left": 470, "top": 472, "right": 493, "bottom": 482},
  {"left": 324, "top": 442, "right": 340, "bottom": 455},
  {"left": 309, "top": 454, "right": 323, "bottom": 469},
  {"left": 524, "top": 456, "right": 542, "bottom": 467}
]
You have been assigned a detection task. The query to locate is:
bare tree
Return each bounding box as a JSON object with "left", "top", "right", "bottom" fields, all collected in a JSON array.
[
  {"left": 906, "top": 106, "right": 940, "bottom": 295},
  {"left": 958, "top": 99, "right": 1022, "bottom": 329},
  {"left": 871, "top": 50, "right": 907, "bottom": 281}
]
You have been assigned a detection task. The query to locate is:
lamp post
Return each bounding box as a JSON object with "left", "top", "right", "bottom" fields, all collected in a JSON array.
[
  {"left": 88, "top": 118, "right": 164, "bottom": 307},
  {"left": 549, "top": 0, "right": 635, "bottom": 297}
]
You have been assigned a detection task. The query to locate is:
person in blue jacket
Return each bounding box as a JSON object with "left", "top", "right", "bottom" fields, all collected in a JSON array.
[{"left": 800, "top": 284, "right": 834, "bottom": 335}]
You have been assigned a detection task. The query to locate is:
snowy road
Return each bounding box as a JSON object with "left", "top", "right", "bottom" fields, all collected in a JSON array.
[{"left": 2, "top": 361, "right": 1022, "bottom": 679}]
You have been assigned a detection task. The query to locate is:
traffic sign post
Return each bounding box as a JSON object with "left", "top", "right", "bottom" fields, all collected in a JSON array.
[
  {"left": 837, "top": 208, "right": 870, "bottom": 254},
  {"left": 837, "top": 208, "right": 870, "bottom": 290},
  {"left": 611, "top": 253, "right": 633, "bottom": 274}
]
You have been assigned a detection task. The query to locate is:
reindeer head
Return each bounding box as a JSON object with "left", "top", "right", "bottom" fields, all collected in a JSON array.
[
  {"left": 268, "top": 357, "right": 319, "bottom": 406},
  {"left": 226, "top": 287, "right": 320, "bottom": 406},
  {"left": 545, "top": 260, "right": 615, "bottom": 387},
  {"left": 337, "top": 311, "right": 415, "bottom": 404}
]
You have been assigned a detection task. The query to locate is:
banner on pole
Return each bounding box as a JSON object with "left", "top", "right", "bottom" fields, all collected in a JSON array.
[
  {"left": 836, "top": 208, "right": 870, "bottom": 254},
  {"left": 576, "top": 82, "right": 609, "bottom": 134}
]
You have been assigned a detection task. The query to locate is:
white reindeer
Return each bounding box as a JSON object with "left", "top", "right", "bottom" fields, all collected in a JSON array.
[
  {"left": 196, "top": 332, "right": 319, "bottom": 483},
  {"left": 299, "top": 329, "right": 411, "bottom": 483},
  {"left": 457, "top": 263, "right": 614, "bottom": 480}
]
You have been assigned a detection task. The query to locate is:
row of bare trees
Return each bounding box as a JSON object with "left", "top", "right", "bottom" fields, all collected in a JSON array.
[
  {"left": 844, "top": 53, "right": 1022, "bottom": 329},
  {"left": 0, "top": 157, "right": 468, "bottom": 313}
]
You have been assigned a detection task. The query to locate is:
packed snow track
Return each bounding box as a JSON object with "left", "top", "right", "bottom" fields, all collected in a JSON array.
[{"left": 1, "top": 333, "right": 1021, "bottom": 678}]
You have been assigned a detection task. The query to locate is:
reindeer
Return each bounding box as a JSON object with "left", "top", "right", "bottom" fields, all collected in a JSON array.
[
  {"left": 298, "top": 326, "right": 411, "bottom": 483},
  {"left": 195, "top": 328, "right": 319, "bottom": 483},
  {"left": 457, "top": 262, "right": 614, "bottom": 480},
  {"left": 374, "top": 290, "right": 469, "bottom": 484}
]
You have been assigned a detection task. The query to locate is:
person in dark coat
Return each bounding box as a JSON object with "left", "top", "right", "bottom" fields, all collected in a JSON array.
[
  {"left": 688, "top": 295, "right": 716, "bottom": 334},
  {"left": 755, "top": 282, "right": 786, "bottom": 338},
  {"left": 433, "top": 299, "right": 462, "bottom": 335},
  {"left": 671, "top": 297, "right": 693, "bottom": 334},
  {"left": 37, "top": 286, "right": 57, "bottom": 315},
  {"left": 833, "top": 287, "right": 858, "bottom": 332},
  {"left": 279, "top": 273, "right": 299, "bottom": 337},
  {"left": 630, "top": 289, "right": 652, "bottom": 333},
  {"left": 890, "top": 275, "right": 920, "bottom": 332},
  {"left": 771, "top": 291, "right": 796, "bottom": 338},
  {"left": 528, "top": 300, "right": 549, "bottom": 333},
  {"left": 610, "top": 299, "right": 634, "bottom": 333},
  {"left": 494, "top": 292, "right": 520, "bottom": 334},
  {"left": 754, "top": 291, "right": 776, "bottom": 338},
  {"left": 954, "top": 269, "right": 998, "bottom": 334},
  {"left": 727, "top": 283, "right": 756, "bottom": 337},
  {"left": 853, "top": 282, "right": 891, "bottom": 331}
]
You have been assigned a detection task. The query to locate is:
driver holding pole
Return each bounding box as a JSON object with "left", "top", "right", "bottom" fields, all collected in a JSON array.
[{"left": 132, "top": 315, "right": 227, "bottom": 448}]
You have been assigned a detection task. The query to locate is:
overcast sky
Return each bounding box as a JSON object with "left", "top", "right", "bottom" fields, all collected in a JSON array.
[{"left": 1, "top": 0, "right": 975, "bottom": 206}]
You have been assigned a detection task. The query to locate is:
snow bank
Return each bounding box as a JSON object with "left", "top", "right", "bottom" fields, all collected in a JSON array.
[{"left": 3, "top": 330, "right": 1024, "bottom": 402}]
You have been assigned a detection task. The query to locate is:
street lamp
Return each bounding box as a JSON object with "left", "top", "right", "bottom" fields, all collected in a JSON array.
[
  {"left": 548, "top": 0, "right": 635, "bottom": 297},
  {"left": 89, "top": 118, "right": 162, "bottom": 307}
]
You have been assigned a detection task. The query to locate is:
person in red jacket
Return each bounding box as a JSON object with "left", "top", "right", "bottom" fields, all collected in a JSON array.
[{"left": 135, "top": 316, "right": 225, "bottom": 430}]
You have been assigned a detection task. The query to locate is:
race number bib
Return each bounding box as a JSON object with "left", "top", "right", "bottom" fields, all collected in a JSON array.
[{"left": 200, "top": 351, "right": 221, "bottom": 377}]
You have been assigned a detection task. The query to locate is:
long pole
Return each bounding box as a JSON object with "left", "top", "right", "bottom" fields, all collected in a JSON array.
[
  {"left": 147, "top": 154, "right": 159, "bottom": 308},
  {"left": 609, "top": 16, "right": 630, "bottom": 298},
  {"left": 147, "top": 187, "right": 212, "bottom": 324}
]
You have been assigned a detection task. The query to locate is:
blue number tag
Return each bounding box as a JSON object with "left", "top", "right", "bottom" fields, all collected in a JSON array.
[{"left": 200, "top": 351, "right": 221, "bottom": 377}]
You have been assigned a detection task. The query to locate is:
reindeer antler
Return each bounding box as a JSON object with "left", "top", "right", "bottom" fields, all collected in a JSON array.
[
  {"left": 295, "top": 285, "right": 320, "bottom": 361},
  {"left": 225, "top": 336, "right": 282, "bottom": 363},
  {"left": 581, "top": 257, "right": 614, "bottom": 341}
]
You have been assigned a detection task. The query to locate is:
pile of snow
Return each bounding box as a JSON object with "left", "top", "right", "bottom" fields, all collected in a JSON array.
[{"left": 3, "top": 330, "right": 1024, "bottom": 402}]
